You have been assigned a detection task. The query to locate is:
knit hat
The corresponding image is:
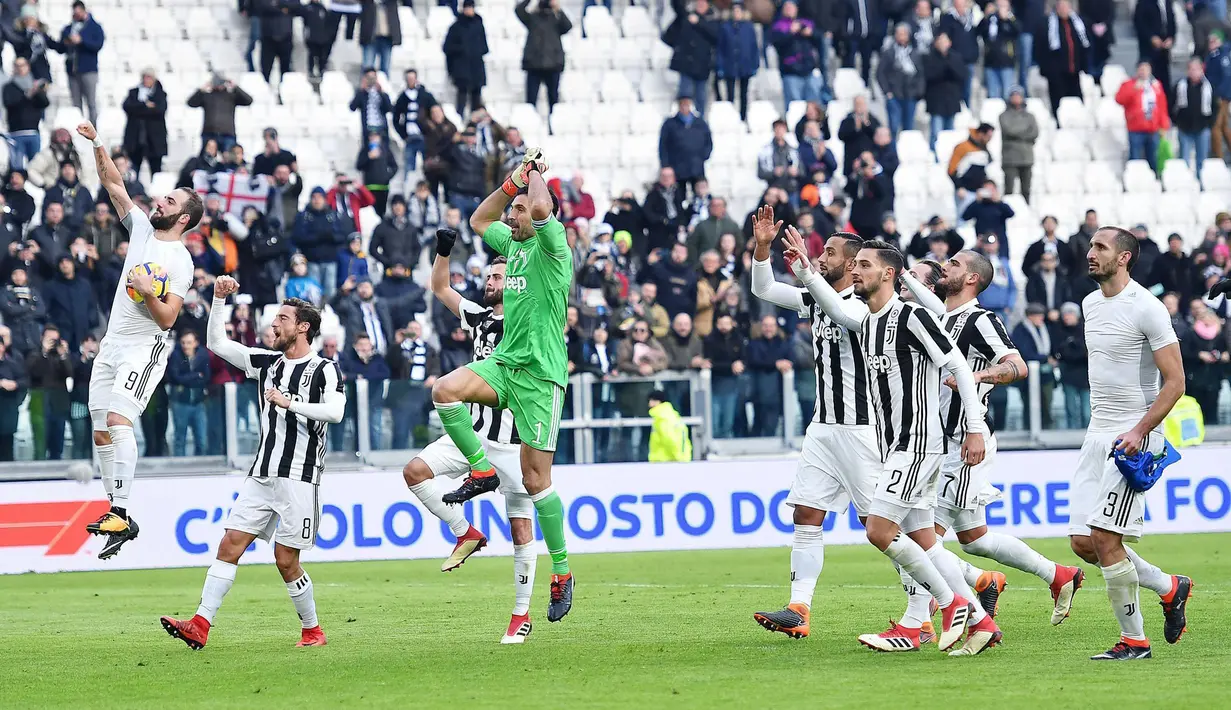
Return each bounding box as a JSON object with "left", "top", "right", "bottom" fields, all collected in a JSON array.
[
  {"left": 1060, "top": 302, "right": 1081, "bottom": 318},
  {"left": 594, "top": 222, "right": 614, "bottom": 238},
  {"left": 310, "top": 186, "right": 327, "bottom": 197},
  {"left": 614, "top": 230, "right": 633, "bottom": 249},
  {"left": 1008, "top": 85, "right": 1025, "bottom": 98},
  {"left": 20, "top": 5, "right": 38, "bottom": 19},
  {"left": 466, "top": 254, "right": 485, "bottom": 272}
]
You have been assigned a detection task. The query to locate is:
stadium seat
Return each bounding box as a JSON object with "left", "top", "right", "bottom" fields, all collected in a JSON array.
[
  {"left": 894, "top": 164, "right": 928, "bottom": 196},
  {"left": 1041, "top": 162, "right": 1084, "bottom": 195},
  {"left": 745, "top": 100, "right": 779, "bottom": 136},
  {"left": 622, "top": 6, "right": 657, "bottom": 39},
  {"left": 706, "top": 101, "right": 744, "bottom": 135},
  {"left": 1123, "top": 160, "right": 1161, "bottom": 193},
  {"left": 1100, "top": 65, "right": 1130, "bottom": 97},
  {"left": 1202, "top": 159, "right": 1231, "bottom": 190},
  {"left": 560, "top": 71, "right": 599, "bottom": 104},
  {"left": 1162, "top": 161, "right": 1200, "bottom": 193},
  {"left": 425, "top": 6, "right": 455, "bottom": 38},
  {"left": 1118, "top": 193, "right": 1161, "bottom": 226},
  {"left": 1056, "top": 97, "right": 1093, "bottom": 130},
  {"left": 895, "top": 130, "right": 931, "bottom": 164},
  {"left": 1048, "top": 129, "right": 1089, "bottom": 162},
  {"left": 832, "top": 68, "right": 865, "bottom": 101},
  {"left": 1198, "top": 191, "right": 1231, "bottom": 223},
  {"left": 979, "top": 98, "right": 1006, "bottom": 125},
  {"left": 1083, "top": 161, "right": 1123, "bottom": 194},
  {"left": 600, "top": 72, "right": 636, "bottom": 103},
  {"left": 933, "top": 130, "right": 963, "bottom": 166}
]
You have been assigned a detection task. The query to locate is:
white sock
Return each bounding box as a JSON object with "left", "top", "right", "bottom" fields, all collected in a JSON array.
[
  {"left": 96, "top": 442, "right": 115, "bottom": 499},
  {"left": 1124, "top": 546, "right": 1172, "bottom": 596},
  {"left": 108, "top": 425, "right": 137, "bottom": 507},
  {"left": 962, "top": 532, "right": 1057, "bottom": 584},
  {"left": 928, "top": 543, "right": 987, "bottom": 623},
  {"left": 286, "top": 572, "right": 318, "bottom": 629},
  {"left": 896, "top": 564, "right": 934, "bottom": 629},
  {"left": 1103, "top": 558, "right": 1146, "bottom": 641},
  {"left": 789, "top": 525, "right": 824, "bottom": 608},
  {"left": 512, "top": 543, "right": 536, "bottom": 616},
  {"left": 409, "top": 479, "right": 470, "bottom": 537},
  {"left": 195, "top": 560, "right": 237, "bottom": 624},
  {"left": 955, "top": 556, "right": 984, "bottom": 588},
  {"left": 883, "top": 533, "right": 954, "bottom": 608}
]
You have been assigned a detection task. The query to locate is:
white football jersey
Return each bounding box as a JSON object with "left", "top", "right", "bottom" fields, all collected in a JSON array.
[{"left": 104, "top": 210, "right": 194, "bottom": 341}]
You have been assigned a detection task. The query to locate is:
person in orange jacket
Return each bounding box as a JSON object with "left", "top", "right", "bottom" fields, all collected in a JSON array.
[{"left": 1116, "top": 60, "right": 1171, "bottom": 171}]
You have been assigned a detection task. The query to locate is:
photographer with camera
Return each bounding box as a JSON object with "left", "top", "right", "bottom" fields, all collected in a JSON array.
[
  {"left": 516, "top": 0, "right": 572, "bottom": 112},
  {"left": 960, "top": 179, "right": 1014, "bottom": 246},
  {"left": 26, "top": 324, "right": 72, "bottom": 460},
  {"left": 3, "top": 58, "right": 51, "bottom": 169},
  {"left": 187, "top": 73, "right": 254, "bottom": 153},
  {"left": 0, "top": 268, "right": 46, "bottom": 357},
  {"left": 847, "top": 150, "right": 889, "bottom": 239}
]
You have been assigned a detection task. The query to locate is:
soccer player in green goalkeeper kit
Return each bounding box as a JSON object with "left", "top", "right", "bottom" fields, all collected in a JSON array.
[{"left": 430, "top": 148, "right": 575, "bottom": 622}]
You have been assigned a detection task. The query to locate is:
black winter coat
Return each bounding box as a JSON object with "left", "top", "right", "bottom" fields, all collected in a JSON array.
[
  {"left": 257, "top": 0, "right": 298, "bottom": 41},
  {"left": 301, "top": 1, "right": 336, "bottom": 45},
  {"left": 978, "top": 14, "right": 1019, "bottom": 69},
  {"left": 0, "top": 285, "right": 45, "bottom": 355},
  {"left": 447, "top": 145, "right": 488, "bottom": 197},
  {"left": 663, "top": 6, "right": 717, "bottom": 81},
  {"left": 0, "top": 353, "right": 26, "bottom": 434},
  {"left": 516, "top": 0, "right": 572, "bottom": 73},
  {"left": 923, "top": 49, "right": 967, "bottom": 118},
  {"left": 369, "top": 215, "right": 419, "bottom": 268},
  {"left": 122, "top": 82, "right": 168, "bottom": 158},
  {"left": 2, "top": 82, "right": 48, "bottom": 132},
  {"left": 43, "top": 274, "right": 98, "bottom": 352},
  {"left": 443, "top": 14, "right": 489, "bottom": 89},
  {"left": 359, "top": 0, "right": 402, "bottom": 45},
  {"left": 937, "top": 10, "right": 979, "bottom": 64}
]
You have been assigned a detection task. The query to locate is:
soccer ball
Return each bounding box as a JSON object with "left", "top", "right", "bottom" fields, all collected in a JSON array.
[{"left": 127, "top": 262, "right": 168, "bottom": 303}]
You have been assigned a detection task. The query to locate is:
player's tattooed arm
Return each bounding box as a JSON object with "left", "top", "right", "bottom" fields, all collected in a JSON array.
[
  {"left": 76, "top": 121, "right": 133, "bottom": 218},
  {"left": 976, "top": 354, "right": 1027, "bottom": 385}
]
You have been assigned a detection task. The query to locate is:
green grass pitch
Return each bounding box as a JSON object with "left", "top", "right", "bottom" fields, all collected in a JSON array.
[{"left": 1, "top": 534, "right": 1227, "bottom": 709}]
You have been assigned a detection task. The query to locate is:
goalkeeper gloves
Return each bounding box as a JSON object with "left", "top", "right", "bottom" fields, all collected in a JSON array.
[{"left": 436, "top": 228, "right": 458, "bottom": 258}]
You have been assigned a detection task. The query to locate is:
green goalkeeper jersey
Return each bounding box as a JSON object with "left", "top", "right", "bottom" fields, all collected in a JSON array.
[{"left": 481, "top": 216, "right": 573, "bottom": 388}]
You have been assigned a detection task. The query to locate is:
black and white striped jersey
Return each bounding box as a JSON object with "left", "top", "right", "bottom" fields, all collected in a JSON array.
[
  {"left": 938, "top": 300, "right": 1018, "bottom": 441},
  {"left": 458, "top": 297, "right": 520, "bottom": 445},
  {"left": 861, "top": 297, "right": 959, "bottom": 457},
  {"left": 241, "top": 350, "right": 344, "bottom": 485},
  {"left": 800, "top": 287, "right": 873, "bottom": 426}
]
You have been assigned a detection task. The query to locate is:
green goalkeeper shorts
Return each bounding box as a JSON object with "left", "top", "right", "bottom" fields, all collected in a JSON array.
[{"left": 466, "top": 357, "right": 566, "bottom": 452}]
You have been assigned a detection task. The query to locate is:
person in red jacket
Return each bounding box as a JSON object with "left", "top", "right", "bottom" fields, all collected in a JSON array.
[
  {"left": 1116, "top": 60, "right": 1171, "bottom": 172},
  {"left": 325, "top": 172, "right": 376, "bottom": 235}
]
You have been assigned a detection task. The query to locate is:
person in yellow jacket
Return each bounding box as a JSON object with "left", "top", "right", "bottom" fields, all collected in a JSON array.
[{"left": 647, "top": 390, "right": 692, "bottom": 462}]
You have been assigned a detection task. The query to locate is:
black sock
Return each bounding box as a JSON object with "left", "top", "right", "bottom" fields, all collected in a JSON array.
[{"left": 111, "top": 506, "right": 127, "bottom": 519}]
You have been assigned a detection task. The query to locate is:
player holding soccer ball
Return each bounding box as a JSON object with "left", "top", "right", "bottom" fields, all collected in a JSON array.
[
  {"left": 76, "top": 121, "right": 201, "bottom": 560},
  {"left": 430, "top": 149, "right": 577, "bottom": 622}
]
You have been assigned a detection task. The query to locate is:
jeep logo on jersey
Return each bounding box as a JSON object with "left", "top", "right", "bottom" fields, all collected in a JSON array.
[
  {"left": 867, "top": 354, "right": 892, "bottom": 373},
  {"left": 506, "top": 276, "right": 528, "bottom": 293},
  {"left": 814, "top": 322, "right": 843, "bottom": 343}
]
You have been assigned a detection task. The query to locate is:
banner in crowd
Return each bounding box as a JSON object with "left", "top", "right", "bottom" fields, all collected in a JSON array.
[
  {"left": 3, "top": 446, "right": 1231, "bottom": 574},
  {"left": 191, "top": 170, "right": 270, "bottom": 216}
]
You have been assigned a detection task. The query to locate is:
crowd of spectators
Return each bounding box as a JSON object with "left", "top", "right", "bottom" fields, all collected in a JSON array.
[{"left": 3, "top": 0, "right": 1231, "bottom": 463}]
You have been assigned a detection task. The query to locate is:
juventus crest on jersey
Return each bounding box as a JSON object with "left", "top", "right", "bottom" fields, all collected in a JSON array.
[
  {"left": 246, "top": 352, "right": 343, "bottom": 485},
  {"left": 937, "top": 301, "right": 1018, "bottom": 441},
  {"left": 459, "top": 298, "right": 520, "bottom": 445},
  {"left": 801, "top": 289, "right": 873, "bottom": 426},
  {"left": 860, "top": 298, "right": 959, "bottom": 458}
]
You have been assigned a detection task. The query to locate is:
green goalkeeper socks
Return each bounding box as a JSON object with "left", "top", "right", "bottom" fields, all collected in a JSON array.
[
  {"left": 435, "top": 401, "right": 492, "bottom": 472},
  {"left": 532, "top": 487, "right": 570, "bottom": 575}
]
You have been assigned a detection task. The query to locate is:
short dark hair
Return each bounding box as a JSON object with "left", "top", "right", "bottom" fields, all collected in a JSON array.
[
  {"left": 490, "top": 255, "right": 507, "bottom": 266},
  {"left": 648, "top": 389, "right": 668, "bottom": 405},
  {"left": 860, "top": 239, "right": 905, "bottom": 278},
  {"left": 72, "top": 0, "right": 86, "bottom": 10},
  {"left": 42, "top": 323, "right": 59, "bottom": 336},
  {"left": 964, "top": 249, "right": 995, "bottom": 293},
  {"left": 977, "top": 122, "right": 995, "bottom": 133},
  {"left": 829, "top": 231, "right": 864, "bottom": 258},
  {"left": 916, "top": 259, "right": 943, "bottom": 288},
  {"left": 772, "top": 119, "right": 788, "bottom": 130},
  {"left": 180, "top": 189, "right": 205, "bottom": 231},
  {"left": 514, "top": 187, "right": 562, "bottom": 218},
  {"left": 1096, "top": 226, "right": 1140, "bottom": 271},
  {"left": 283, "top": 297, "right": 322, "bottom": 341}
]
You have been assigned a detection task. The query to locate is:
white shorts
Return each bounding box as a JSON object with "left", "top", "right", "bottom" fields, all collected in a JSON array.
[
  {"left": 226, "top": 476, "right": 321, "bottom": 551},
  {"left": 786, "top": 423, "right": 881, "bottom": 516},
  {"left": 88, "top": 335, "right": 173, "bottom": 428},
  {"left": 935, "top": 435, "right": 1003, "bottom": 531},
  {"left": 869, "top": 450, "right": 944, "bottom": 525},
  {"left": 415, "top": 436, "right": 533, "bottom": 519},
  {"left": 1069, "top": 429, "right": 1164, "bottom": 542}
]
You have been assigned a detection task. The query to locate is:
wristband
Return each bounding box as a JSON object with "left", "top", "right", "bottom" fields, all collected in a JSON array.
[
  {"left": 501, "top": 179, "right": 518, "bottom": 197},
  {"left": 91, "top": 137, "right": 103, "bottom": 149}
]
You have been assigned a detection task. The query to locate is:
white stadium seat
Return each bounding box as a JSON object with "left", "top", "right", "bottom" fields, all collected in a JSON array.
[{"left": 896, "top": 130, "right": 931, "bottom": 164}]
